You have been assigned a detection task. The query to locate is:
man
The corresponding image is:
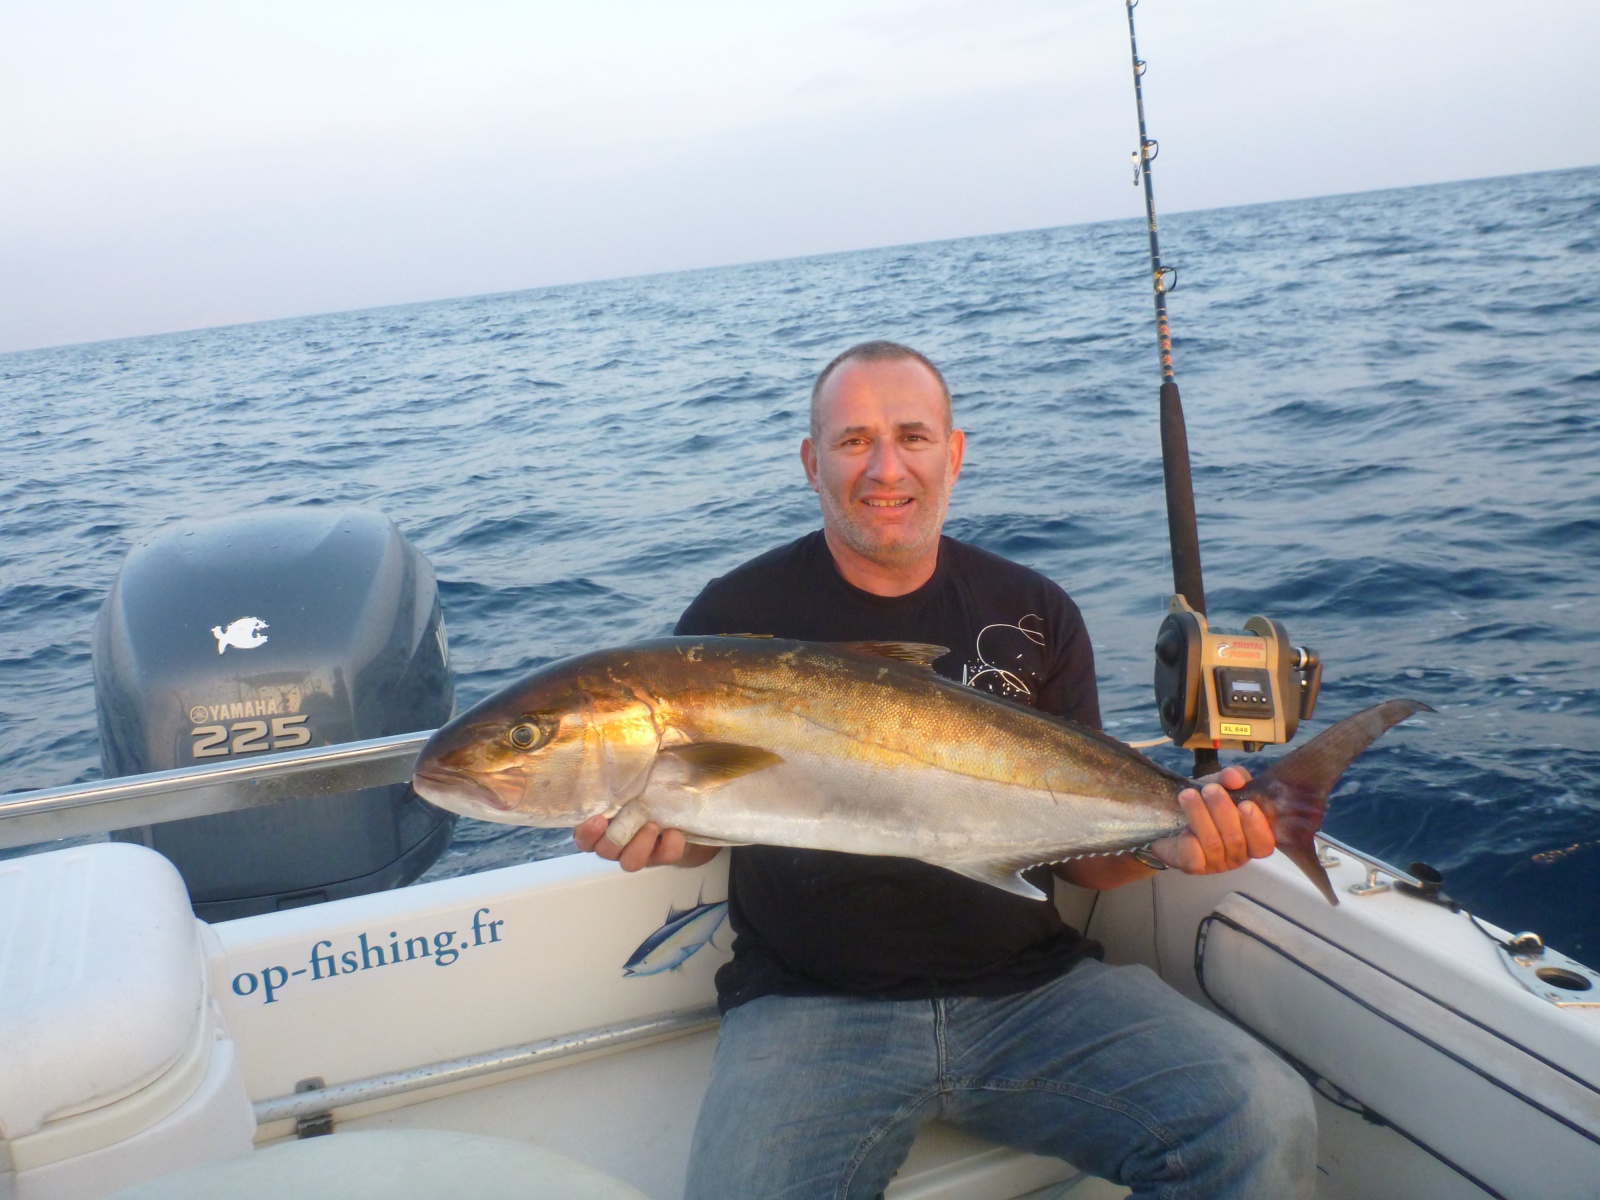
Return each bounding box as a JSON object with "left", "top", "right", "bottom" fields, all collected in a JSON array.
[{"left": 576, "top": 342, "right": 1316, "bottom": 1198}]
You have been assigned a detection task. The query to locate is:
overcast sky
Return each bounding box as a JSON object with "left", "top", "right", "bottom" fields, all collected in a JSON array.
[{"left": 3, "top": 0, "right": 1595, "bottom": 354}]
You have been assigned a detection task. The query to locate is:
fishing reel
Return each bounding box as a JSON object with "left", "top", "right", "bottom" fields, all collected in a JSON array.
[{"left": 1153, "top": 596, "right": 1322, "bottom": 752}]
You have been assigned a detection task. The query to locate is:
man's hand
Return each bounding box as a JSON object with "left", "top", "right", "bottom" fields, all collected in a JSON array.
[
  {"left": 573, "top": 815, "right": 719, "bottom": 873},
  {"left": 1146, "top": 765, "right": 1274, "bottom": 874}
]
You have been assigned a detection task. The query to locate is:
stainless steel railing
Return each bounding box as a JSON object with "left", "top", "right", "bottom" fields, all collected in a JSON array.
[
  {"left": 0, "top": 730, "right": 436, "bottom": 850},
  {"left": 253, "top": 1007, "right": 720, "bottom": 1127}
]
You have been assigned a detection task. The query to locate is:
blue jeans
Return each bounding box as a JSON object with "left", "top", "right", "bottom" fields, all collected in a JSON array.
[{"left": 684, "top": 959, "right": 1316, "bottom": 1199}]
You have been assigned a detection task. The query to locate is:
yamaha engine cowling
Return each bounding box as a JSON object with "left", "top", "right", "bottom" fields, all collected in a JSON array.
[{"left": 94, "top": 507, "right": 456, "bottom": 921}]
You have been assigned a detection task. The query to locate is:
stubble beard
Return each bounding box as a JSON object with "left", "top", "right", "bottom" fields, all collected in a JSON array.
[{"left": 819, "top": 485, "right": 949, "bottom": 570}]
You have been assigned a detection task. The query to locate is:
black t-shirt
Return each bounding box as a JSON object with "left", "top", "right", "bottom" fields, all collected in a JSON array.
[{"left": 674, "top": 531, "right": 1104, "bottom": 1011}]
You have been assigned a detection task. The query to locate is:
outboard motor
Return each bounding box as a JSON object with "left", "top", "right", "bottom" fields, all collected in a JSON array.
[{"left": 93, "top": 507, "right": 456, "bottom": 921}]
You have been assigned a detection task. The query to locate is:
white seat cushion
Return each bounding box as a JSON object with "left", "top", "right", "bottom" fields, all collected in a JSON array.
[{"left": 0, "top": 843, "right": 203, "bottom": 1139}]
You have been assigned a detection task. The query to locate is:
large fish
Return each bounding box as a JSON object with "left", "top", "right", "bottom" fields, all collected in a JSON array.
[{"left": 412, "top": 637, "right": 1428, "bottom": 905}]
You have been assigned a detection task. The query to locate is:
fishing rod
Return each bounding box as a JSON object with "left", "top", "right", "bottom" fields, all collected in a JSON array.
[
  {"left": 1125, "top": 0, "right": 1203, "bottom": 624},
  {"left": 1123, "top": 0, "right": 1322, "bottom": 776}
]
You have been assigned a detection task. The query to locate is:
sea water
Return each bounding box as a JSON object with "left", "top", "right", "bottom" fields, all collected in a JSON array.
[{"left": 4, "top": 166, "right": 1597, "bottom": 959}]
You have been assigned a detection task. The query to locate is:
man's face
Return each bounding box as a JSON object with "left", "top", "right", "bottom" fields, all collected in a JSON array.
[{"left": 801, "top": 357, "right": 965, "bottom": 571}]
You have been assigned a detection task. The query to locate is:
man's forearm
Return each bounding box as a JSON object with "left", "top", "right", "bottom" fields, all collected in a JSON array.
[{"left": 1054, "top": 854, "right": 1156, "bottom": 891}]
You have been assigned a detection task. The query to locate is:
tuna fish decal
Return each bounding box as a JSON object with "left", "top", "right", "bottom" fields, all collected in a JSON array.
[
  {"left": 623, "top": 897, "right": 730, "bottom": 977},
  {"left": 212, "top": 616, "right": 269, "bottom": 654}
]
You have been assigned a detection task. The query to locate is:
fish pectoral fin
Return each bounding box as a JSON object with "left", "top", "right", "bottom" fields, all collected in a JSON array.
[
  {"left": 657, "top": 742, "right": 784, "bottom": 791},
  {"left": 683, "top": 835, "right": 750, "bottom": 847},
  {"left": 832, "top": 641, "right": 950, "bottom": 672},
  {"left": 937, "top": 858, "right": 1049, "bottom": 901}
]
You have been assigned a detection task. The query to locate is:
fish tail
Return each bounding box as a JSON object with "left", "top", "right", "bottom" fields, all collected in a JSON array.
[{"left": 1237, "top": 699, "right": 1432, "bottom": 905}]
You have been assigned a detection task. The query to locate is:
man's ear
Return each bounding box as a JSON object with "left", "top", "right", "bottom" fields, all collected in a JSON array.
[
  {"left": 800, "top": 438, "right": 819, "bottom": 492},
  {"left": 947, "top": 428, "right": 966, "bottom": 485}
]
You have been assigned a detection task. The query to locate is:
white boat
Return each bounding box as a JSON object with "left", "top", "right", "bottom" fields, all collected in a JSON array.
[
  {"left": 3, "top": 17, "right": 1593, "bottom": 1194},
  {"left": 3, "top": 731, "right": 1598, "bottom": 1200}
]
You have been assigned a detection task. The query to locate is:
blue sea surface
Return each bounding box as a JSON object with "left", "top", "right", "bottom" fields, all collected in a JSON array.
[{"left": 4, "top": 167, "right": 1598, "bottom": 959}]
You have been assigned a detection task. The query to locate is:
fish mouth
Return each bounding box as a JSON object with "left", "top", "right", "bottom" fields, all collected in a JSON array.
[{"left": 413, "top": 764, "right": 512, "bottom": 814}]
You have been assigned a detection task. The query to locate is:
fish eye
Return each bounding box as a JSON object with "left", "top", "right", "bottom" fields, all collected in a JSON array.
[{"left": 506, "top": 719, "right": 551, "bottom": 751}]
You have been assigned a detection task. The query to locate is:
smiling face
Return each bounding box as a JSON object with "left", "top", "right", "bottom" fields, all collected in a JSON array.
[{"left": 801, "top": 355, "right": 965, "bottom": 594}]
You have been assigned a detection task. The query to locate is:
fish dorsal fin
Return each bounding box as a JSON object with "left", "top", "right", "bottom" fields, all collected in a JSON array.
[
  {"left": 657, "top": 742, "right": 784, "bottom": 790},
  {"left": 717, "top": 632, "right": 774, "bottom": 638},
  {"left": 833, "top": 641, "right": 950, "bottom": 672}
]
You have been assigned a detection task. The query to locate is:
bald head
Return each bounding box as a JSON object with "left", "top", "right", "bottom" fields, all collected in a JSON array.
[{"left": 810, "top": 341, "right": 951, "bottom": 439}]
